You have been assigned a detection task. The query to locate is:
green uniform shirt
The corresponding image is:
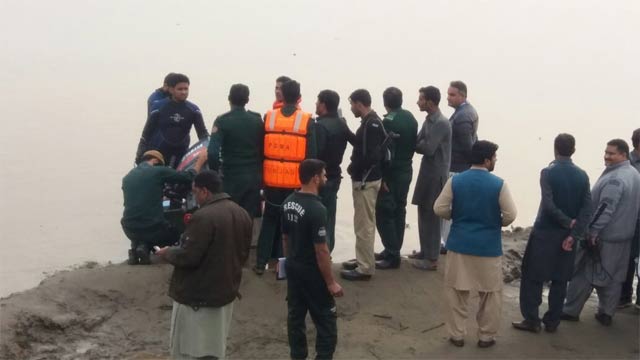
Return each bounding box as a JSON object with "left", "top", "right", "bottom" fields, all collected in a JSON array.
[
  {"left": 383, "top": 108, "right": 418, "bottom": 171},
  {"left": 121, "top": 162, "right": 195, "bottom": 230},
  {"left": 208, "top": 107, "right": 264, "bottom": 176},
  {"left": 281, "top": 191, "right": 328, "bottom": 268}
]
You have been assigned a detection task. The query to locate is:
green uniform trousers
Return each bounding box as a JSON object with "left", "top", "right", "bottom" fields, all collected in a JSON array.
[
  {"left": 222, "top": 172, "right": 261, "bottom": 218},
  {"left": 376, "top": 167, "right": 412, "bottom": 260},
  {"left": 122, "top": 221, "right": 181, "bottom": 249},
  {"left": 319, "top": 177, "right": 341, "bottom": 253}
]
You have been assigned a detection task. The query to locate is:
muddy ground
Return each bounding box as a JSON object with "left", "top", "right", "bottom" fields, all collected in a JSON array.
[{"left": 1, "top": 228, "right": 638, "bottom": 359}]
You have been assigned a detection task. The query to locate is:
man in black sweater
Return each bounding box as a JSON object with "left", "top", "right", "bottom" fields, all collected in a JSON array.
[
  {"left": 315, "top": 89, "right": 355, "bottom": 252},
  {"left": 341, "top": 89, "right": 386, "bottom": 281}
]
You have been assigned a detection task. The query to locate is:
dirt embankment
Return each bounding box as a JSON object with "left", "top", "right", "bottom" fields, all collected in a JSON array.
[{"left": 2, "top": 228, "right": 638, "bottom": 359}]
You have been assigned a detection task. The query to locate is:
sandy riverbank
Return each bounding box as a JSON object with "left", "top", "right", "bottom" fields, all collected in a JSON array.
[{"left": 1, "top": 228, "right": 638, "bottom": 359}]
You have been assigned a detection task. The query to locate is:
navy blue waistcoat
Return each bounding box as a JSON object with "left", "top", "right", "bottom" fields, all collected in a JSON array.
[{"left": 447, "top": 169, "right": 504, "bottom": 257}]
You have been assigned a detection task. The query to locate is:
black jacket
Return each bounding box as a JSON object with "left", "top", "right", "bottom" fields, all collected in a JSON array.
[
  {"left": 315, "top": 114, "right": 355, "bottom": 180},
  {"left": 347, "top": 111, "right": 386, "bottom": 182}
]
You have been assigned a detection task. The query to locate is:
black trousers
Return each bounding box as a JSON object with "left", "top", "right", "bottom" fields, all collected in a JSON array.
[
  {"left": 519, "top": 277, "right": 567, "bottom": 328},
  {"left": 287, "top": 264, "right": 337, "bottom": 360}
]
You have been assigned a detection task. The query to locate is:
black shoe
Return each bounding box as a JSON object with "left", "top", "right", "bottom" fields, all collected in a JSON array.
[
  {"left": 595, "top": 313, "right": 612, "bottom": 326},
  {"left": 252, "top": 265, "right": 265, "bottom": 275},
  {"left": 375, "top": 259, "right": 400, "bottom": 270},
  {"left": 477, "top": 339, "right": 496, "bottom": 348},
  {"left": 449, "top": 337, "right": 464, "bottom": 347},
  {"left": 544, "top": 324, "right": 558, "bottom": 333},
  {"left": 408, "top": 251, "right": 424, "bottom": 260},
  {"left": 341, "top": 259, "right": 358, "bottom": 271},
  {"left": 512, "top": 320, "right": 541, "bottom": 333},
  {"left": 560, "top": 313, "right": 579, "bottom": 321},
  {"left": 617, "top": 301, "right": 632, "bottom": 309},
  {"left": 340, "top": 269, "right": 371, "bottom": 281},
  {"left": 136, "top": 244, "right": 151, "bottom": 265},
  {"left": 374, "top": 252, "right": 387, "bottom": 261},
  {"left": 127, "top": 249, "right": 139, "bottom": 265},
  {"left": 440, "top": 246, "right": 448, "bottom": 255}
]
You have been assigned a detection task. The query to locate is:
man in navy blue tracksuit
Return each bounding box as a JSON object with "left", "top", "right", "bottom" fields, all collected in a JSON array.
[{"left": 136, "top": 73, "right": 208, "bottom": 168}]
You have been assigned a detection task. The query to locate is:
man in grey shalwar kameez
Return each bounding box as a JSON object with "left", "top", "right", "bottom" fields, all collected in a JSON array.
[
  {"left": 563, "top": 139, "right": 640, "bottom": 326},
  {"left": 411, "top": 86, "right": 451, "bottom": 270}
]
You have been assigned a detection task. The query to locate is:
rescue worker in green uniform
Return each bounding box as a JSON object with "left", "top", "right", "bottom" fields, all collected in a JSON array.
[
  {"left": 207, "top": 83, "right": 264, "bottom": 217},
  {"left": 315, "top": 89, "right": 355, "bottom": 252},
  {"left": 374, "top": 87, "right": 418, "bottom": 269},
  {"left": 121, "top": 150, "right": 207, "bottom": 265},
  {"left": 283, "top": 159, "right": 344, "bottom": 360}
]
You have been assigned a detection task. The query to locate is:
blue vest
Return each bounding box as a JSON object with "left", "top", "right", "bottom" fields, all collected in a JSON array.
[{"left": 447, "top": 169, "right": 504, "bottom": 257}]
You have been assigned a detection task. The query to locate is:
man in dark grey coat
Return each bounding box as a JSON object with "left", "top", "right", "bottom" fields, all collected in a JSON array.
[
  {"left": 411, "top": 86, "right": 451, "bottom": 270},
  {"left": 440, "top": 81, "right": 479, "bottom": 252},
  {"left": 447, "top": 81, "right": 478, "bottom": 173},
  {"left": 563, "top": 139, "right": 640, "bottom": 326},
  {"left": 512, "top": 134, "right": 591, "bottom": 333}
]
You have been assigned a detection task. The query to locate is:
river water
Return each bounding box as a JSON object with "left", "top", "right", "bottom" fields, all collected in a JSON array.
[{"left": 1, "top": 0, "right": 637, "bottom": 296}]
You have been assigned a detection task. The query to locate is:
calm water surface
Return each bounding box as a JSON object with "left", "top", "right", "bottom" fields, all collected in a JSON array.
[{"left": 1, "top": 0, "right": 638, "bottom": 296}]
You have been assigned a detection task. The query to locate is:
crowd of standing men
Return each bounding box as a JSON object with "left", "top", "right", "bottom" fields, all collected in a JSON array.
[{"left": 120, "top": 72, "right": 640, "bottom": 359}]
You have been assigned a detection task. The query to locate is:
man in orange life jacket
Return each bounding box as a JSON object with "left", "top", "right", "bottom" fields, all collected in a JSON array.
[{"left": 254, "top": 80, "right": 317, "bottom": 274}]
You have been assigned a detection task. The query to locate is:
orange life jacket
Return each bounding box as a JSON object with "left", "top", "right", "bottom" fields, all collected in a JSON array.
[
  {"left": 272, "top": 97, "right": 302, "bottom": 110},
  {"left": 263, "top": 108, "right": 311, "bottom": 189}
]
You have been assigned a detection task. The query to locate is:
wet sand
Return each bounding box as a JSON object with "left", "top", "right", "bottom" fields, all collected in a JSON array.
[{"left": 2, "top": 228, "right": 638, "bottom": 359}]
